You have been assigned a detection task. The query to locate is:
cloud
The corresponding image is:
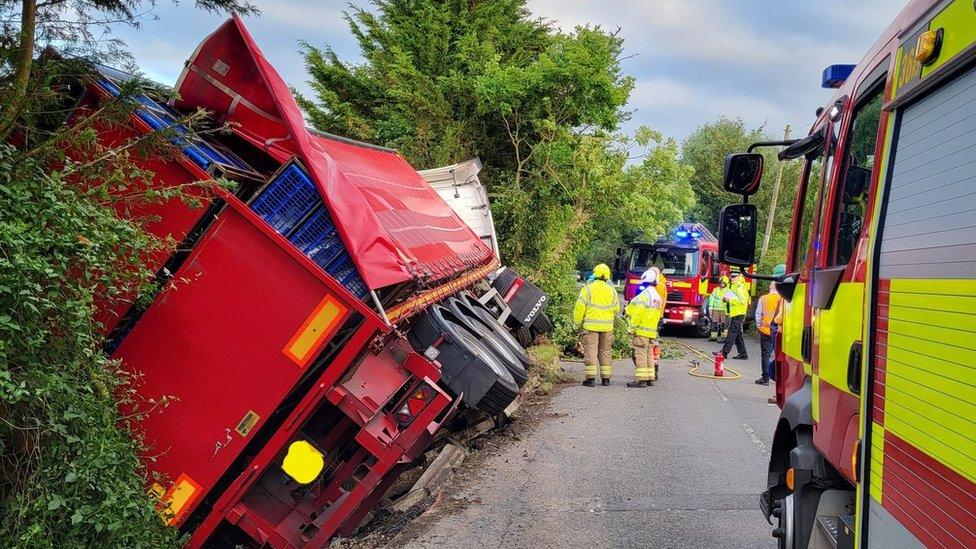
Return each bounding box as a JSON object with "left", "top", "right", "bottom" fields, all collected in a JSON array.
[{"left": 256, "top": 1, "right": 348, "bottom": 32}]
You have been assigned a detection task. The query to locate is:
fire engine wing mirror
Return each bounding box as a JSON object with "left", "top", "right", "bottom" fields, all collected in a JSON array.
[
  {"left": 722, "top": 153, "right": 763, "bottom": 196},
  {"left": 717, "top": 203, "right": 757, "bottom": 267},
  {"left": 777, "top": 275, "right": 797, "bottom": 303},
  {"left": 779, "top": 126, "right": 826, "bottom": 161}
]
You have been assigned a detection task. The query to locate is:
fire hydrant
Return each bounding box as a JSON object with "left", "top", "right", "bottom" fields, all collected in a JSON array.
[{"left": 713, "top": 353, "right": 725, "bottom": 377}]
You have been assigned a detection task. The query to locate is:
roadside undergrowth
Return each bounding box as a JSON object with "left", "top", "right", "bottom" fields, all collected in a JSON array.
[{"left": 525, "top": 344, "right": 572, "bottom": 395}]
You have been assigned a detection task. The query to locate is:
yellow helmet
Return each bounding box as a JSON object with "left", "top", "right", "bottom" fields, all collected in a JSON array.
[{"left": 593, "top": 263, "right": 611, "bottom": 280}]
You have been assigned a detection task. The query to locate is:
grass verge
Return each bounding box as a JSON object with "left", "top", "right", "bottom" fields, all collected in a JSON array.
[{"left": 525, "top": 343, "right": 573, "bottom": 395}]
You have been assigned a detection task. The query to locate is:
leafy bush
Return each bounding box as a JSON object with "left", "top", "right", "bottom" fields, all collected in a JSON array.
[{"left": 0, "top": 144, "right": 181, "bottom": 546}]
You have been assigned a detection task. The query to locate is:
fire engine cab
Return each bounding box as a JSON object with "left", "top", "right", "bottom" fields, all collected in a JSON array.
[
  {"left": 717, "top": 1, "right": 976, "bottom": 547},
  {"left": 617, "top": 223, "right": 729, "bottom": 336}
]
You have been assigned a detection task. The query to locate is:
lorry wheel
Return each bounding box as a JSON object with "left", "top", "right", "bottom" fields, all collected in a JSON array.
[
  {"left": 531, "top": 312, "right": 553, "bottom": 335},
  {"left": 407, "top": 305, "right": 520, "bottom": 415},
  {"left": 514, "top": 325, "right": 533, "bottom": 348},
  {"left": 450, "top": 326, "right": 519, "bottom": 416},
  {"left": 450, "top": 311, "right": 529, "bottom": 388},
  {"left": 448, "top": 297, "right": 531, "bottom": 369}
]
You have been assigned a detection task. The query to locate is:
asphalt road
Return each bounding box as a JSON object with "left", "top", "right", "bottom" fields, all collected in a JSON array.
[{"left": 401, "top": 334, "right": 781, "bottom": 548}]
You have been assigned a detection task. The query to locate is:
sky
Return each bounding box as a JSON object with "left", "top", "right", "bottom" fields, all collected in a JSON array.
[{"left": 108, "top": 0, "right": 906, "bottom": 144}]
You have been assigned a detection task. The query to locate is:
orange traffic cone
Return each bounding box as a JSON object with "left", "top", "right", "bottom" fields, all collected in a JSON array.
[{"left": 713, "top": 353, "right": 725, "bottom": 377}]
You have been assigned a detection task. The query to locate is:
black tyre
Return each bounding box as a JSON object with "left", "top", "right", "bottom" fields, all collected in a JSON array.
[
  {"left": 450, "top": 297, "right": 531, "bottom": 368},
  {"left": 514, "top": 324, "right": 533, "bottom": 348},
  {"left": 531, "top": 311, "right": 553, "bottom": 334},
  {"left": 449, "top": 325, "right": 519, "bottom": 415},
  {"left": 450, "top": 311, "right": 529, "bottom": 387},
  {"left": 407, "top": 305, "right": 519, "bottom": 415}
]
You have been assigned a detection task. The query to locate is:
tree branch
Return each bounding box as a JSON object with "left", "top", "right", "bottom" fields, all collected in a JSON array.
[{"left": 0, "top": 0, "right": 38, "bottom": 142}]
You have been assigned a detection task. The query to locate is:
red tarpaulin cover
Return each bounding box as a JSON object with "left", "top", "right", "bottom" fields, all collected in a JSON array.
[{"left": 173, "top": 15, "right": 494, "bottom": 289}]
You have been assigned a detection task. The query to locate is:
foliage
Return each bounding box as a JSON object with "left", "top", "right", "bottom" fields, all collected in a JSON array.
[
  {"left": 0, "top": 142, "right": 182, "bottom": 546},
  {"left": 0, "top": 0, "right": 252, "bottom": 545},
  {"left": 525, "top": 343, "right": 571, "bottom": 394},
  {"left": 300, "top": 0, "right": 695, "bottom": 347}
]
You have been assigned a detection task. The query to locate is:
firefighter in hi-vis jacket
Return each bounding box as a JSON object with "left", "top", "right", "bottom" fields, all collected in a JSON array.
[
  {"left": 708, "top": 275, "right": 730, "bottom": 341},
  {"left": 573, "top": 263, "right": 620, "bottom": 386},
  {"left": 626, "top": 269, "right": 664, "bottom": 388}
]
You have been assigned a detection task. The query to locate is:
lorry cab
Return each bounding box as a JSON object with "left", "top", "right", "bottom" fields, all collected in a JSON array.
[
  {"left": 716, "top": 1, "right": 976, "bottom": 547},
  {"left": 618, "top": 224, "right": 726, "bottom": 336}
]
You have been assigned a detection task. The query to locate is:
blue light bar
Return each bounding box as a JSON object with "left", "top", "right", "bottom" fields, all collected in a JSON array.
[
  {"left": 691, "top": 231, "right": 702, "bottom": 239},
  {"left": 822, "top": 64, "right": 856, "bottom": 88},
  {"left": 676, "top": 230, "right": 689, "bottom": 238}
]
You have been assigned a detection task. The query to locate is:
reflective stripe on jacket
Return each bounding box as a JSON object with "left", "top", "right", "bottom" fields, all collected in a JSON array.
[
  {"left": 727, "top": 279, "right": 749, "bottom": 317},
  {"left": 573, "top": 280, "right": 620, "bottom": 332},
  {"left": 626, "top": 288, "right": 663, "bottom": 338},
  {"left": 756, "top": 292, "right": 782, "bottom": 336}
]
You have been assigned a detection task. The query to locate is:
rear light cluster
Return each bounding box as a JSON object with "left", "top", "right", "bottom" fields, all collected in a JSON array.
[{"left": 394, "top": 384, "right": 436, "bottom": 427}]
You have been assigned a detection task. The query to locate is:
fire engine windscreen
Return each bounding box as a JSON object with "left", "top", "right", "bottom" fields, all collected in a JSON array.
[{"left": 630, "top": 248, "right": 699, "bottom": 278}]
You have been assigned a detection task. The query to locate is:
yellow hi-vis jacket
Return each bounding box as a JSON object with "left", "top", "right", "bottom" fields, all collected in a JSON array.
[
  {"left": 756, "top": 291, "right": 782, "bottom": 336},
  {"left": 573, "top": 279, "right": 619, "bottom": 332},
  {"left": 727, "top": 279, "right": 750, "bottom": 317},
  {"left": 708, "top": 286, "right": 727, "bottom": 311},
  {"left": 626, "top": 288, "right": 663, "bottom": 338}
]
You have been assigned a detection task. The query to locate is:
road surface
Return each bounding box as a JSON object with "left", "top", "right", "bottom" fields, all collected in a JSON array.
[{"left": 400, "top": 334, "right": 780, "bottom": 548}]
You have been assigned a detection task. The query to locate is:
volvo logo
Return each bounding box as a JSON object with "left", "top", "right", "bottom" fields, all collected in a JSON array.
[{"left": 523, "top": 295, "right": 547, "bottom": 323}]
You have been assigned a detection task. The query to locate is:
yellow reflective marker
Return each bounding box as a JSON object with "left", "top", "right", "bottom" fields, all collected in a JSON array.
[
  {"left": 281, "top": 440, "right": 324, "bottom": 484},
  {"left": 284, "top": 294, "right": 348, "bottom": 368}
]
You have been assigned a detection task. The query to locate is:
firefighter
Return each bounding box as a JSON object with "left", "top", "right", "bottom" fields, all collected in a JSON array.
[
  {"left": 708, "top": 276, "right": 730, "bottom": 341},
  {"left": 573, "top": 263, "right": 620, "bottom": 386},
  {"left": 715, "top": 271, "right": 749, "bottom": 360},
  {"left": 754, "top": 274, "right": 783, "bottom": 385},
  {"left": 650, "top": 266, "right": 668, "bottom": 306},
  {"left": 626, "top": 269, "right": 664, "bottom": 388}
]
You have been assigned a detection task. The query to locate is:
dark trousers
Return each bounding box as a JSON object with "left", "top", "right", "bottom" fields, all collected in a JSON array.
[
  {"left": 759, "top": 333, "right": 772, "bottom": 380},
  {"left": 721, "top": 315, "right": 747, "bottom": 357}
]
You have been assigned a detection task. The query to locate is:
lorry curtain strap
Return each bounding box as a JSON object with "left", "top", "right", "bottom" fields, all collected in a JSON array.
[
  {"left": 386, "top": 261, "right": 499, "bottom": 324},
  {"left": 184, "top": 63, "right": 283, "bottom": 124}
]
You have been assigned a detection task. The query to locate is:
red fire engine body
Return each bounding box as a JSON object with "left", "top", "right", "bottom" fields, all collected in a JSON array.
[
  {"left": 69, "top": 16, "right": 537, "bottom": 547},
  {"left": 619, "top": 224, "right": 732, "bottom": 335}
]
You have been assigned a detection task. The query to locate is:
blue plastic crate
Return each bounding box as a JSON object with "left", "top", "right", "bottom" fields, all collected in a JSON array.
[
  {"left": 98, "top": 79, "right": 251, "bottom": 172},
  {"left": 326, "top": 254, "right": 368, "bottom": 298},
  {"left": 250, "top": 164, "right": 321, "bottom": 235},
  {"left": 289, "top": 208, "right": 346, "bottom": 269}
]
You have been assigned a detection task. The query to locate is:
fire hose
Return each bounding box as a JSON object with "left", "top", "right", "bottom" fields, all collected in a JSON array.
[{"left": 677, "top": 340, "right": 742, "bottom": 380}]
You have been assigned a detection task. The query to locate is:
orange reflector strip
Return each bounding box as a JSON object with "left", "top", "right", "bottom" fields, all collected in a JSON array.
[
  {"left": 284, "top": 293, "right": 348, "bottom": 367},
  {"left": 786, "top": 468, "right": 795, "bottom": 491},
  {"left": 158, "top": 473, "right": 202, "bottom": 526}
]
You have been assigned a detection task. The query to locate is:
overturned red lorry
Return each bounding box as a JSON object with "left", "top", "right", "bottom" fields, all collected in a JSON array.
[{"left": 72, "top": 16, "right": 546, "bottom": 547}]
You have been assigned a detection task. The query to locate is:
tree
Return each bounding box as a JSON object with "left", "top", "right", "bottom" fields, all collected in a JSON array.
[
  {"left": 681, "top": 117, "right": 803, "bottom": 275},
  {"left": 1, "top": 0, "right": 253, "bottom": 545},
  {"left": 299, "top": 0, "right": 695, "bottom": 345}
]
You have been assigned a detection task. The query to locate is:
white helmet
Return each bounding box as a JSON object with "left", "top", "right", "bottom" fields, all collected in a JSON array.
[{"left": 640, "top": 269, "right": 658, "bottom": 285}]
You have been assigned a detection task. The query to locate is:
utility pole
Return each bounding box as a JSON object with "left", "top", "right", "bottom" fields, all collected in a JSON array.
[{"left": 759, "top": 124, "right": 791, "bottom": 265}]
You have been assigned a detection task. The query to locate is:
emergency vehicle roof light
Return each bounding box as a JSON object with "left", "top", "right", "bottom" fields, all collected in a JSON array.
[
  {"left": 822, "top": 64, "right": 855, "bottom": 88},
  {"left": 676, "top": 229, "right": 689, "bottom": 238}
]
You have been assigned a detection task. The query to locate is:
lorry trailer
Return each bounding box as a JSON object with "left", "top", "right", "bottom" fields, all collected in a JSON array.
[{"left": 62, "top": 16, "right": 538, "bottom": 547}]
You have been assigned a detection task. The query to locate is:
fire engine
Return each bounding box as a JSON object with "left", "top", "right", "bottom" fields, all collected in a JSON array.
[
  {"left": 59, "top": 17, "right": 545, "bottom": 547},
  {"left": 616, "top": 223, "right": 731, "bottom": 336},
  {"left": 717, "top": 1, "right": 976, "bottom": 547}
]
